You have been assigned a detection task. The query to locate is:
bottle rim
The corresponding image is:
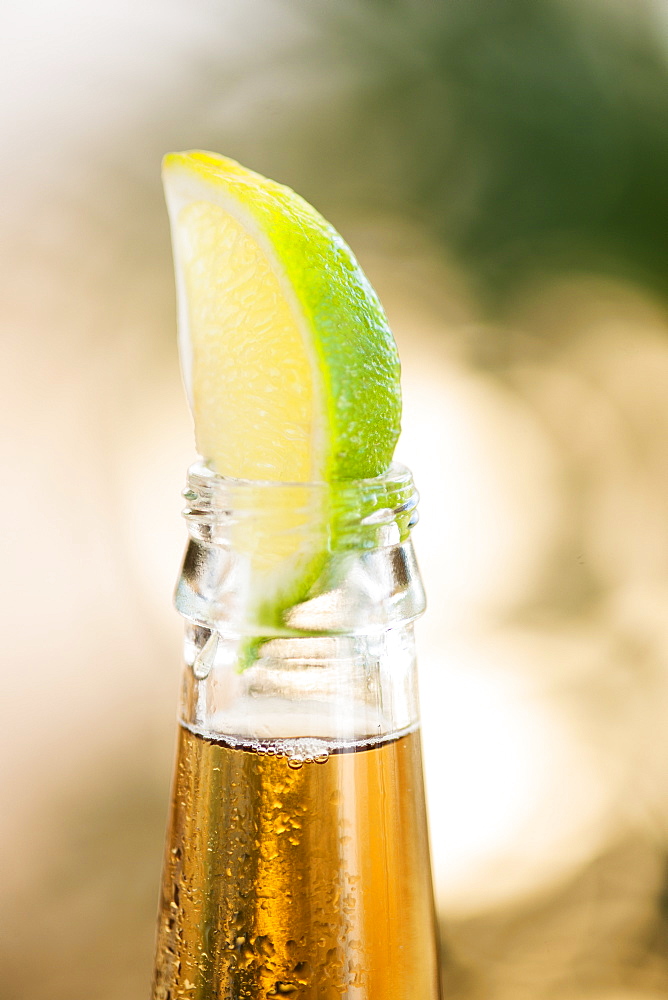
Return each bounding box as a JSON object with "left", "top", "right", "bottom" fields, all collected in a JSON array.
[
  {"left": 182, "top": 460, "right": 419, "bottom": 542},
  {"left": 176, "top": 460, "right": 425, "bottom": 632}
]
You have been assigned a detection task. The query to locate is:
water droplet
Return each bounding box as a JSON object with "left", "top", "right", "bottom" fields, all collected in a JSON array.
[
  {"left": 287, "top": 758, "right": 303, "bottom": 770},
  {"left": 192, "top": 632, "right": 218, "bottom": 679},
  {"left": 313, "top": 753, "right": 329, "bottom": 764},
  {"left": 293, "top": 961, "right": 311, "bottom": 985},
  {"left": 256, "top": 935, "right": 275, "bottom": 958}
]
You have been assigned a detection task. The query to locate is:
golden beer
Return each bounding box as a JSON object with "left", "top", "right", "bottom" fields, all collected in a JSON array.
[{"left": 153, "top": 724, "right": 439, "bottom": 1000}]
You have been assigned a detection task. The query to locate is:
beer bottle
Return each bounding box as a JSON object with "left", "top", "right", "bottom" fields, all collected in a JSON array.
[{"left": 152, "top": 461, "right": 441, "bottom": 1000}]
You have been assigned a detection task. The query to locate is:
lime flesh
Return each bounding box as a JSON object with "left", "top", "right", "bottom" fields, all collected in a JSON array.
[{"left": 163, "top": 150, "right": 401, "bottom": 483}]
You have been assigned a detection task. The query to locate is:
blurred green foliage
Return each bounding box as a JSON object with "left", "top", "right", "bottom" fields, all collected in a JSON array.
[{"left": 288, "top": 0, "right": 668, "bottom": 308}]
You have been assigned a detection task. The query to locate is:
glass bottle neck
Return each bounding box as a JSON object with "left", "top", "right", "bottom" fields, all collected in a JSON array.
[
  {"left": 180, "top": 625, "right": 421, "bottom": 754},
  {"left": 173, "top": 462, "right": 426, "bottom": 748},
  {"left": 175, "top": 461, "right": 425, "bottom": 637},
  {"left": 154, "top": 467, "right": 441, "bottom": 1000}
]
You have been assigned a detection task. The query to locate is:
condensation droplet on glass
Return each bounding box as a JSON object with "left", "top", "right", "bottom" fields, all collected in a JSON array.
[{"left": 192, "top": 631, "right": 218, "bottom": 680}]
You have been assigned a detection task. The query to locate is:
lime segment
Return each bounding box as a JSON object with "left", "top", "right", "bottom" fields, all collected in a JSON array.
[{"left": 163, "top": 150, "right": 401, "bottom": 482}]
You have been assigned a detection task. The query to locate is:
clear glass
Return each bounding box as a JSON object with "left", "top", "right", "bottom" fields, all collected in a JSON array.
[{"left": 152, "top": 463, "right": 441, "bottom": 1000}]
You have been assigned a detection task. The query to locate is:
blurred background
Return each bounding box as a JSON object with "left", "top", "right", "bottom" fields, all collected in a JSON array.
[{"left": 3, "top": 0, "right": 668, "bottom": 996}]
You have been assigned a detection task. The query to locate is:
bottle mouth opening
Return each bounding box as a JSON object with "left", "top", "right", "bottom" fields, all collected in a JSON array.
[
  {"left": 184, "top": 459, "right": 415, "bottom": 492},
  {"left": 182, "top": 460, "right": 419, "bottom": 543}
]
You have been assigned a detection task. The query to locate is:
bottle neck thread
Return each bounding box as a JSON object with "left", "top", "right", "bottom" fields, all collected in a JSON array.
[
  {"left": 175, "top": 461, "right": 425, "bottom": 637},
  {"left": 181, "top": 461, "right": 419, "bottom": 549}
]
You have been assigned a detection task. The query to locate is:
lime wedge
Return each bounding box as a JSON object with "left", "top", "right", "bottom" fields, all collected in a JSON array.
[
  {"left": 163, "top": 150, "right": 400, "bottom": 482},
  {"left": 163, "top": 150, "right": 402, "bottom": 630}
]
